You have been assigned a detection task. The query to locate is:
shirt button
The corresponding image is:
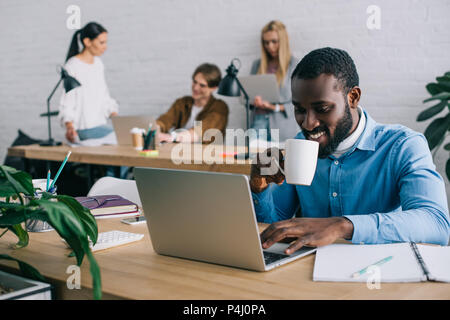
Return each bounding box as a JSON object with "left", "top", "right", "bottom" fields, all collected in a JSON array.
[
  {"left": 254, "top": 199, "right": 259, "bottom": 205},
  {"left": 332, "top": 192, "right": 338, "bottom": 197},
  {"left": 334, "top": 160, "right": 339, "bottom": 165}
]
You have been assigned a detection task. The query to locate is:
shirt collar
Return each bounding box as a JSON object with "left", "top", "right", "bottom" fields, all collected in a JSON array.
[
  {"left": 332, "top": 106, "right": 366, "bottom": 157},
  {"left": 354, "top": 108, "right": 377, "bottom": 152}
]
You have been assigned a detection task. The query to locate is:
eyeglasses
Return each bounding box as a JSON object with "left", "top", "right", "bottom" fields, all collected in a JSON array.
[{"left": 78, "top": 196, "right": 122, "bottom": 209}]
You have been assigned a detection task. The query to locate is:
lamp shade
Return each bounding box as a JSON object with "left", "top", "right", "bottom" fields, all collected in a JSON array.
[
  {"left": 61, "top": 67, "right": 81, "bottom": 93},
  {"left": 217, "top": 60, "right": 241, "bottom": 97}
]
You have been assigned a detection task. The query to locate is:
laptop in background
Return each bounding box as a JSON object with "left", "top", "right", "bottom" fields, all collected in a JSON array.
[
  {"left": 134, "top": 168, "right": 316, "bottom": 271},
  {"left": 238, "top": 74, "right": 281, "bottom": 104},
  {"left": 111, "top": 115, "right": 157, "bottom": 146}
]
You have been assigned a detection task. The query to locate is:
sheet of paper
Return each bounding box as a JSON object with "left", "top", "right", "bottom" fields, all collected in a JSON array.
[
  {"left": 417, "top": 245, "right": 450, "bottom": 282},
  {"left": 67, "top": 131, "right": 118, "bottom": 147},
  {"left": 313, "top": 243, "right": 425, "bottom": 282}
]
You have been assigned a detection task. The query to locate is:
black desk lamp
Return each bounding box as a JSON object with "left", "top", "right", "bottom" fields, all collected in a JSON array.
[
  {"left": 40, "top": 66, "right": 81, "bottom": 146},
  {"left": 217, "top": 58, "right": 252, "bottom": 159}
]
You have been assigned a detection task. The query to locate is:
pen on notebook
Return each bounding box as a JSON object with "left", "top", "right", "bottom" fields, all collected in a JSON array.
[
  {"left": 49, "top": 151, "right": 72, "bottom": 190},
  {"left": 351, "top": 255, "right": 393, "bottom": 278},
  {"left": 46, "top": 169, "right": 51, "bottom": 192}
]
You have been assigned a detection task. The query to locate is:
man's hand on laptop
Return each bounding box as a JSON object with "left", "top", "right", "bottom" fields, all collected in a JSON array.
[
  {"left": 260, "top": 217, "right": 354, "bottom": 255},
  {"left": 250, "top": 147, "right": 285, "bottom": 193}
]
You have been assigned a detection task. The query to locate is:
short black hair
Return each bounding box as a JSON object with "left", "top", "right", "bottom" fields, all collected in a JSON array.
[{"left": 291, "top": 47, "right": 359, "bottom": 93}]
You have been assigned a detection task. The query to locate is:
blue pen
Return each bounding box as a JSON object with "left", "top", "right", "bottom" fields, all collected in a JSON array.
[
  {"left": 49, "top": 151, "right": 72, "bottom": 190},
  {"left": 351, "top": 255, "right": 393, "bottom": 278}
]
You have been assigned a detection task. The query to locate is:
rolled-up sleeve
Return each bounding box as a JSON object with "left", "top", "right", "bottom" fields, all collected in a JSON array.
[
  {"left": 252, "top": 181, "right": 299, "bottom": 223},
  {"left": 58, "top": 86, "right": 78, "bottom": 126}
]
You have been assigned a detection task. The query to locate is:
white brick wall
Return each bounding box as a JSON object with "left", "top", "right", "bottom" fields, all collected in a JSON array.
[{"left": 1, "top": 0, "right": 450, "bottom": 203}]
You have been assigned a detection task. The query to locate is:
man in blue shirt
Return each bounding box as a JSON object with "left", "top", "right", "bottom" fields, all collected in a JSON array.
[{"left": 251, "top": 47, "right": 450, "bottom": 255}]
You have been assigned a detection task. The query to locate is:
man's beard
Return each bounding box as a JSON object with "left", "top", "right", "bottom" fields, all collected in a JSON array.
[{"left": 304, "top": 102, "right": 354, "bottom": 158}]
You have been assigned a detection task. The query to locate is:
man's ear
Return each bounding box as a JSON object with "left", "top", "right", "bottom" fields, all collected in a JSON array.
[{"left": 347, "top": 86, "right": 361, "bottom": 109}]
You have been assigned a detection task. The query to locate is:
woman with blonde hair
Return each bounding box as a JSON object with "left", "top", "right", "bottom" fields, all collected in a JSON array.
[{"left": 250, "top": 20, "right": 299, "bottom": 142}]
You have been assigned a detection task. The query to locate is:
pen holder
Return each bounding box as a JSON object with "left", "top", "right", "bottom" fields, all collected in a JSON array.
[
  {"left": 24, "top": 179, "right": 57, "bottom": 233},
  {"left": 143, "top": 130, "right": 156, "bottom": 150}
]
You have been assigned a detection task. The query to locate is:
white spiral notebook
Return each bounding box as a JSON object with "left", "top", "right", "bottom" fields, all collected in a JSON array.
[{"left": 313, "top": 242, "right": 450, "bottom": 283}]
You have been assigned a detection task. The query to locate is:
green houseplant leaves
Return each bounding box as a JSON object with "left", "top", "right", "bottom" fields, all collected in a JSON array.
[
  {"left": 0, "top": 165, "right": 102, "bottom": 299},
  {"left": 417, "top": 72, "right": 450, "bottom": 180}
]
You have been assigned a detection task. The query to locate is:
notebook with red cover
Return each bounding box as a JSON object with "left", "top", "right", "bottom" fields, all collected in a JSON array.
[{"left": 75, "top": 195, "right": 139, "bottom": 218}]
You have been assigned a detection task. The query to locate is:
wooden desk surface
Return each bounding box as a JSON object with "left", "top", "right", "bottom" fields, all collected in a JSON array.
[
  {"left": 7, "top": 144, "right": 252, "bottom": 175},
  {"left": 1, "top": 218, "right": 448, "bottom": 300}
]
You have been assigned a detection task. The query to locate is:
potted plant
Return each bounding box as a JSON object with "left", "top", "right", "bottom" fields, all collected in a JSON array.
[
  {"left": 417, "top": 71, "right": 450, "bottom": 179},
  {"left": 0, "top": 165, "right": 102, "bottom": 299}
]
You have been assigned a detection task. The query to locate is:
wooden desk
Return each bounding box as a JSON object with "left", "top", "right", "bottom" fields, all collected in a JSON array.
[
  {"left": 7, "top": 144, "right": 252, "bottom": 175},
  {"left": 1, "top": 218, "right": 448, "bottom": 300}
]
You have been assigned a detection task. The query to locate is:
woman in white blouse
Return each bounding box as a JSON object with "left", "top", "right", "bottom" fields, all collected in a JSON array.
[{"left": 59, "top": 22, "right": 118, "bottom": 143}]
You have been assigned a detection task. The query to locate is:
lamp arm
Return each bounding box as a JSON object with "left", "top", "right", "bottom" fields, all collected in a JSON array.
[
  {"left": 47, "top": 77, "right": 63, "bottom": 106},
  {"left": 45, "top": 77, "right": 63, "bottom": 143},
  {"left": 234, "top": 77, "right": 249, "bottom": 101}
]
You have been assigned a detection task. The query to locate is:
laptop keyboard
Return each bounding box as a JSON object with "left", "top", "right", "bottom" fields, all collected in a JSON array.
[{"left": 263, "top": 251, "right": 290, "bottom": 265}]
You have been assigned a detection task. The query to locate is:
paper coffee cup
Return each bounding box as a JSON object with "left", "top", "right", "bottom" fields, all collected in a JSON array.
[
  {"left": 284, "top": 139, "right": 319, "bottom": 185},
  {"left": 130, "top": 128, "right": 145, "bottom": 150}
]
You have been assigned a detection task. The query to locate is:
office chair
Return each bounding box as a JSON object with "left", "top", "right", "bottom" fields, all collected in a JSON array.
[{"left": 87, "top": 176, "right": 141, "bottom": 207}]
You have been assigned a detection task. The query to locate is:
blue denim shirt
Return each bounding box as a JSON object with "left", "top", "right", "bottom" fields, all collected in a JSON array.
[{"left": 252, "top": 109, "right": 450, "bottom": 245}]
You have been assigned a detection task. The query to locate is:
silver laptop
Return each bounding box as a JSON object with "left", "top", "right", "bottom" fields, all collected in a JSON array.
[
  {"left": 134, "top": 168, "right": 316, "bottom": 271},
  {"left": 238, "top": 74, "right": 281, "bottom": 104},
  {"left": 111, "top": 115, "right": 157, "bottom": 146}
]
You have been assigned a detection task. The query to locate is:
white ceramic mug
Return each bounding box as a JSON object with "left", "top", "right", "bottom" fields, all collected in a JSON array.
[
  {"left": 32, "top": 178, "right": 53, "bottom": 193},
  {"left": 283, "top": 139, "right": 319, "bottom": 185}
]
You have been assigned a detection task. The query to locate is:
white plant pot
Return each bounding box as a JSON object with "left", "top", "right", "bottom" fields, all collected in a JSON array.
[{"left": 0, "top": 270, "right": 51, "bottom": 300}]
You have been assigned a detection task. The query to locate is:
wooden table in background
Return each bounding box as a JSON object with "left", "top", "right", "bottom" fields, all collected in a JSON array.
[
  {"left": 7, "top": 143, "right": 253, "bottom": 188},
  {"left": 0, "top": 218, "right": 448, "bottom": 300}
]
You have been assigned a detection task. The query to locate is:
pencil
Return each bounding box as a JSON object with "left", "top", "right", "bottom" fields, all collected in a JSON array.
[
  {"left": 46, "top": 169, "right": 51, "bottom": 192},
  {"left": 49, "top": 151, "right": 72, "bottom": 190},
  {"left": 351, "top": 255, "right": 393, "bottom": 278}
]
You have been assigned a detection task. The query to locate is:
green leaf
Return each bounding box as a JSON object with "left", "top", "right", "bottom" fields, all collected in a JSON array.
[
  {"left": 436, "top": 80, "right": 450, "bottom": 91},
  {"left": 423, "top": 92, "right": 450, "bottom": 103},
  {"left": 0, "top": 205, "right": 43, "bottom": 225},
  {"left": 0, "top": 254, "right": 46, "bottom": 283},
  {"left": 0, "top": 165, "right": 34, "bottom": 197},
  {"left": 436, "top": 75, "right": 450, "bottom": 82},
  {"left": 447, "top": 158, "right": 450, "bottom": 181},
  {"left": 31, "top": 199, "right": 87, "bottom": 266},
  {"left": 85, "top": 249, "right": 102, "bottom": 300},
  {"left": 424, "top": 114, "right": 450, "bottom": 150},
  {"left": 8, "top": 224, "right": 29, "bottom": 249},
  {"left": 426, "top": 83, "right": 444, "bottom": 95},
  {"left": 417, "top": 100, "right": 447, "bottom": 121},
  {"left": 56, "top": 195, "right": 98, "bottom": 245}
]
